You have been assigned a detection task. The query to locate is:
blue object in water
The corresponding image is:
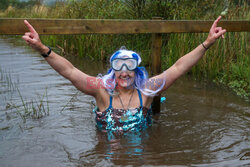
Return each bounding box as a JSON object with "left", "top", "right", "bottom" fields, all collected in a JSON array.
[{"left": 160, "top": 97, "right": 166, "bottom": 103}]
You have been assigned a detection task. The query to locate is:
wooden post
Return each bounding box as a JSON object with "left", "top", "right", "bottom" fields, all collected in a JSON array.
[{"left": 151, "top": 17, "right": 163, "bottom": 114}]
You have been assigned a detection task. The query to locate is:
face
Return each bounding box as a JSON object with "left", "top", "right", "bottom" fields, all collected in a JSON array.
[
  {"left": 112, "top": 55, "right": 137, "bottom": 89},
  {"left": 115, "top": 69, "right": 135, "bottom": 89}
]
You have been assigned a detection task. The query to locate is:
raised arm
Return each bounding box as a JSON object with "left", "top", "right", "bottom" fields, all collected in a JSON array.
[
  {"left": 22, "top": 20, "right": 99, "bottom": 96},
  {"left": 150, "top": 16, "right": 226, "bottom": 93}
]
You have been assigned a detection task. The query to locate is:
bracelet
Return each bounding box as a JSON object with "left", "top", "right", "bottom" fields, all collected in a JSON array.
[
  {"left": 41, "top": 46, "right": 51, "bottom": 58},
  {"left": 202, "top": 43, "right": 209, "bottom": 50}
]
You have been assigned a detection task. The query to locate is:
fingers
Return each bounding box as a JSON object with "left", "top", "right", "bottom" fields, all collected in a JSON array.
[
  {"left": 211, "top": 16, "right": 222, "bottom": 30},
  {"left": 22, "top": 35, "right": 36, "bottom": 45},
  {"left": 24, "top": 20, "right": 37, "bottom": 34},
  {"left": 215, "top": 27, "right": 222, "bottom": 33},
  {"left": 215, "top": 29, "right": 226, "bottom": 39},
  {"left": 216, "top": 27, "right": 225, "bottom": 38},
  {"left": 25, "top": 32, "right": 34, "bottom": 38}
]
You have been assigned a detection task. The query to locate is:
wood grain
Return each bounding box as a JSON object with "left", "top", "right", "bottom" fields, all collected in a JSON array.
[{"left": 0, "top": 18, "right": 249, "bottom": 35}]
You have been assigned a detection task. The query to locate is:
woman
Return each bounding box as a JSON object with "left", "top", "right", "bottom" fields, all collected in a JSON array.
[{"left": 22, "top": 16, "right": 226, "bottom": 132}]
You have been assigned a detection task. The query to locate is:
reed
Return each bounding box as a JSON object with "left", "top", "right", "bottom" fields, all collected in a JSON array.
[
  {"left": 11, "top": 88, "right": 50, "bottom": 123},
  {"left": 0, "top": 65, "right": 19, "bottom": 93},
  {"left": 60, "top": 91, "right": 79, "bottom": 113}
]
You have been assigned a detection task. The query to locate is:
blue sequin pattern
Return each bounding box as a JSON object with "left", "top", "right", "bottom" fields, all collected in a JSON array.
[{"left": 93, "top": 106, "right": 152, "bottom": 132}]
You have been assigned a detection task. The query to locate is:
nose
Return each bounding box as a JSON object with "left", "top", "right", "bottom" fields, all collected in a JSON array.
[
  {"left": 121, "top": 65, "right": 128, "bottom": 72},
  {"left": 120, "top": 67, "right": 130, "bottom": 76},
  {"left": 120, "top": 70, "right": 129, "bottom": 76}
]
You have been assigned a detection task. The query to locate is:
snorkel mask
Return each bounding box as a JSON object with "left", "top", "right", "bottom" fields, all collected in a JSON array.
[
  {"left": 110, "top": 49, "right": 141, "bottom": 71},
  {"left": 111, "top": 58, "right": 138, "bottom": 71}
]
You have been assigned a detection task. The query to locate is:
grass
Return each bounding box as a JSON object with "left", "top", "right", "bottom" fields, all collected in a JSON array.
[
  {"left": 0, "top": 65, "right": 19, "bottom": 93},
  {"left": 15, "top": 88, "right": 49, "bottom": 123},
  {"left": 5, "top": 88, "right": 50, "bottom": 124},
  {"left": 60, "top": 91, "right": 79, "bottom": 113}
]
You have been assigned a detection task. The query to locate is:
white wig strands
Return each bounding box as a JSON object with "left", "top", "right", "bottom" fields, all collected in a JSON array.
[{"left": 98, "top": 47, "right": 165, "bottom": 97}]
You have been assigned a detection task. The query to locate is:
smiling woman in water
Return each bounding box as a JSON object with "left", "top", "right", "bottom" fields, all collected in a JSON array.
[{"left": 22, "top": 16, "right": 226, "bottom": 132}]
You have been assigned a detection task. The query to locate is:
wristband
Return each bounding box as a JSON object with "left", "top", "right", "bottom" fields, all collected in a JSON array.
[
  {"left": 41, "top": 46, "right": 51, "bottom": 58},
  {"left": 202, "top": 43, "right": 209, "bottom": 50}
]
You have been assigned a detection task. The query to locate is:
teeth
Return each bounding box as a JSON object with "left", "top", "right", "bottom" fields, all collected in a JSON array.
[{"left": 120, "top": 76, "right": 130, "bottom": 80}]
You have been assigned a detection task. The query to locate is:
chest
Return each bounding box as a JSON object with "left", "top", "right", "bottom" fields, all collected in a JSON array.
[{"left": 95, "top": 89, "right": 153, "bottom": 112}]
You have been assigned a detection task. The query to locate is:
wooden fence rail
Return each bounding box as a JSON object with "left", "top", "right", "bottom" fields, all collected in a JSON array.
[
  {"left": 0, "top": 18, "right": 249, "bottom": 35},
  {"left": 0, "top": 18, "right": 249, "bottom": 113}
]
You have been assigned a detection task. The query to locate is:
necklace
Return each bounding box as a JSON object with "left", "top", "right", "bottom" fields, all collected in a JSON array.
[{"left": 118, "top": 89, "right": 135, "bottom": 110}]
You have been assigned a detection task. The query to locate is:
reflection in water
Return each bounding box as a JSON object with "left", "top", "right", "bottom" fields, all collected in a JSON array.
[
  {"left": 78, "top": 129, "right": 149, "bottom": 166},
  {"left": 0, "top": 37, "right": 249, "bottom": 166},
  {"left": 102, "top": 130, "right": 148, "bottom": 158}
]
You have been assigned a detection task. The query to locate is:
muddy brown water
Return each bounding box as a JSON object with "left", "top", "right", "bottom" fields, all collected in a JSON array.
[{"left": 0, "top": 37, "right": 249, "bottom": 167}]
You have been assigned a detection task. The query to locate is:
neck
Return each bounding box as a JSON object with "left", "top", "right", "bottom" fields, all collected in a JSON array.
[{"left": 115, "top": 85, "right": 134, "bottom": 95}]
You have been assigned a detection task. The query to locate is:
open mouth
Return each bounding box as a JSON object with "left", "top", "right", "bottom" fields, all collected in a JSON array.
[
  {"left": 118, "top": 76, "right": 133, "bottom": 85},
  {"left": 120, "top": 76, "right": 131, "bottom": 80}
]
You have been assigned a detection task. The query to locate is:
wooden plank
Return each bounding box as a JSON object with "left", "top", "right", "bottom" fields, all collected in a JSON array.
[{"left": 0, "top": 18, "right": 249, "bottom": 35}]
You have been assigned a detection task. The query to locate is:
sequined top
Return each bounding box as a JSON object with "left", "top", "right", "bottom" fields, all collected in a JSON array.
[{"left": 93, "top": 89, "right": 152, "bottom": 132}]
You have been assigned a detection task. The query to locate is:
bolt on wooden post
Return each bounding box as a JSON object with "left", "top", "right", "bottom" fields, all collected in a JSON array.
[{"left": 151, "top": 17, "right": 163, "bottom": 114}]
